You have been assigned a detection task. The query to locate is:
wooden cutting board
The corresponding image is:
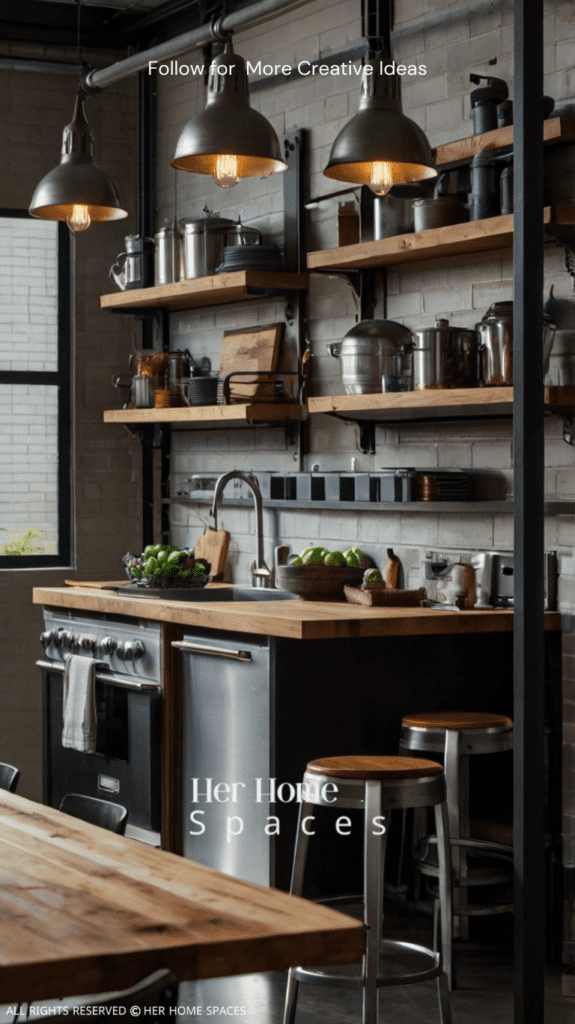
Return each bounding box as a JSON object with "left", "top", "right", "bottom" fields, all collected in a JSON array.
[
  {"left": 219, "top": 322, "right": 283, "bottom": 402},
  {"left": 194, "top": 527, "right": 230, "bottom": 580}
]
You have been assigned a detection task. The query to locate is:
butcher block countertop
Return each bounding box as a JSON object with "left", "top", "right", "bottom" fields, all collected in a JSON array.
[{"left": 32, "top": 586, "right": 562, "bottom": 640}]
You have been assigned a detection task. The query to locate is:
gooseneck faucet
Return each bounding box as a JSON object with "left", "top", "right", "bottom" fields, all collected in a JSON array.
[{"left": 210, "top": 472, "right": 272, "bottom": 588}]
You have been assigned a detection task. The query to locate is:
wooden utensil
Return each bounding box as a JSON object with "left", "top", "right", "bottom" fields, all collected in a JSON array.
[
  {"left": 219, "top": 322, "right": 283, "bottom": 402},
  {"left": 194, "top": 527, "right": 230, "bottom": 580}
]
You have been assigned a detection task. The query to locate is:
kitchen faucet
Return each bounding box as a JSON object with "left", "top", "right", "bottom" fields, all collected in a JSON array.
[{"left": 210, "top": 472, "right": 272, "bottom": 588}]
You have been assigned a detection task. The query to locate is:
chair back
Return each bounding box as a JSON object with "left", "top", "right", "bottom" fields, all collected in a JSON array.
[
  {"left": 0, "top": 763, "right": 20, "bottom": 793},
  {"left": 59, "top": 793, "right": 128, "bottom": 835}
]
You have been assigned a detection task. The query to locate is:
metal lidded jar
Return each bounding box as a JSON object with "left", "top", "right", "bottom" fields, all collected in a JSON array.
[
  {"left": 412, "top": 318, "right": 479, "bottom": 390},
  {"left": 476, "top": 301, "right": 556, "bottom": 385}
]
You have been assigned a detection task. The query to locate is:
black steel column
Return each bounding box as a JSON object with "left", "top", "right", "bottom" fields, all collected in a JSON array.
[{"left": 513, "top": 0, "right": 545, "bottom": 1020}]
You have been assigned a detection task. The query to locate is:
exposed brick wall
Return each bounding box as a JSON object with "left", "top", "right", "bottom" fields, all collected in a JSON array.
[{"left": 0, "top": 50, "right": 139, "bottom": 799}]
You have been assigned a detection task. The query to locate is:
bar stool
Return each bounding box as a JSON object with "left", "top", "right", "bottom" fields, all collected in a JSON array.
[
  {"left": 399, "top": 712, "right": 514, "bottom": 954},
  {"left": 282, "top": 755, "right": 453, "bottom": 1024}
]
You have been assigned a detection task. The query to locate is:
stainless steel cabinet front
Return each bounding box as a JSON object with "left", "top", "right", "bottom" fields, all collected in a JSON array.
[{"left": 176, "top": 634, "right": 272, "bottom": 885}]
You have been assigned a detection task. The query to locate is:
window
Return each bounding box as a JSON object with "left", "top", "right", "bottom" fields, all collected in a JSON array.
[{"left": 0, "top": 210, "right": 71, "bottom": 567}]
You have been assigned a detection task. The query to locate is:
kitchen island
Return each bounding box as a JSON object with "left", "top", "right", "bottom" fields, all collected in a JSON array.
[{"left": 33, "top": 586, "right": 562, "bottom": 897}]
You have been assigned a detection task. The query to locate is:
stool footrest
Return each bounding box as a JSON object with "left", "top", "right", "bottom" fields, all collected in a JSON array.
[{"left": 292, "top": 938, "right": 443, "bottom": 990}]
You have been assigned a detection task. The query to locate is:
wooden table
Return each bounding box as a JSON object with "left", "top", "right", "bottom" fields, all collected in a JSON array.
[{"left": 0, "top": 793, "right": 364, "bottom": 1002}]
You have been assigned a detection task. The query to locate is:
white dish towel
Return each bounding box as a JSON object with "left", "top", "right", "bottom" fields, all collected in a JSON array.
[{"left": 62, "top": 654, "right": 98, "bottom": 753}]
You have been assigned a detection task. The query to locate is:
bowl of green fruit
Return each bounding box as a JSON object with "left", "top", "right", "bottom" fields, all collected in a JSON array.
[
  {"left": 275, "top": 546, "right": 369, "bottom": 601},
  {"left": 123, "top": 545, "right": 211, "bottom": 589}
]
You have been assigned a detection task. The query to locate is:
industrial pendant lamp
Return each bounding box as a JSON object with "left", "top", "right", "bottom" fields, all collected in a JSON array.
[
  {"left": 324, "top": 58, "right": 437, "bottom": 195},
  {"left": 29, "top": 89, "right": 128, "bottom": 233},
  {"left": 172, "top": 42, "right": 287, "bottom": 188}
]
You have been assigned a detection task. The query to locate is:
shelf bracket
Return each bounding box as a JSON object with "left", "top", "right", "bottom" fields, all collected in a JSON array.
[
  {"left": 563, "top": 418, "right": 575, "bottom": 445},
  {"left": 358, "top": 420, "right": 376, "bottom": 455}
]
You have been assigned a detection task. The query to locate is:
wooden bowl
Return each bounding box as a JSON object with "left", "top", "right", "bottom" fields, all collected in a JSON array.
[{"left": 275, "top": 564, "right": 365, "bottom": 601}]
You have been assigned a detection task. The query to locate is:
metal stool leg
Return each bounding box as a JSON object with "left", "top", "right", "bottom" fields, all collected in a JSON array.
[
  {"left": 435, "top": 799, "right": 454, "bottom": 992},
  {"left": 282, "top": 801, "right": 313, "bottom": 1024},
  {"left": 444, "top": 729, "right": 467, "bottom": 940},
  {"left": 437, "top": 971, "right": 452, "bottom": 1024},
  {"left": 363, "top": 780, "right": 385, "bottom": 1024}
]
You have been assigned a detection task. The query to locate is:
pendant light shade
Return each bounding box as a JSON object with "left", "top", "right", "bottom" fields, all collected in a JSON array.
[
  {"left": 172, "top": 46, "right": 287, "bottom": 188},
  {"left": 29, "top": 91, "right": 128, "bottom": 232},
  {"left": 324, "top": 60, "right": 437, "bottom": 195}
]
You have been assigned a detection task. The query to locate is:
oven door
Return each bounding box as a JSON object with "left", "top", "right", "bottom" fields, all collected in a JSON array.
[{"left": 39, "top": 661, "right": 162, "bottom": 842}]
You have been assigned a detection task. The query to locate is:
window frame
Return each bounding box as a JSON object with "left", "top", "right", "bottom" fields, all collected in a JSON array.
[{"left": 0, "top": 209, "right": 72, "bottom": 569}]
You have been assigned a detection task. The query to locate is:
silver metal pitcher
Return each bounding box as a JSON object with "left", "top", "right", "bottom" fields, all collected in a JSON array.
[
  {"left": 109, "top": 235, "right": 153, "bottom": 291},
  {"left": 476, "top": 301, "right": 556, "bottom": 385}
]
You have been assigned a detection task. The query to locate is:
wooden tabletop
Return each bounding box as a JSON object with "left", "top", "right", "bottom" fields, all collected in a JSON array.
[
  {"left": 32, "top": 586, "right": 562, "bottom": 639},
  {"left": 0, "top": 792, "right": 364, "bottom": 1003}
]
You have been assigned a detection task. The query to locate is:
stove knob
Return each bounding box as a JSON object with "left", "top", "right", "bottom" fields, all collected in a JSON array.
[
  {"left": 99, "top": 636, "right": 118, "bottom": 655},
  {"left": 60, "top": 631, "right": 73, "bottom": 649},
  {"left": 132, "top": 640, "right": 145, "bottom": 661},
  {"left": 81, "top": 637, "right": 97, "bottom": 654},
  {"left": 40, "top": 630, "right": 54, "bottom": 648},
  {"left": 53, "top": 629, "right": 65, "bottom": 648}
]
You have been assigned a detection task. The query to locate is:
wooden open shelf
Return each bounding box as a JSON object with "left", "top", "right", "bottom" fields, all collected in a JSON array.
[
  {"left": 433, "top": 116, "right": 575, "bottom": 168},
  {"left": 100, "top": 270, "right": 308, "bottom": 313},
  {"left": 103, "top": 403, "right": 303, "bottom": 429},
  {"left": 307, "top": 208, "right": 575, "bottom": 272},
  {"left": 307, "top": 386, "right": 575, "bottom": 423}
]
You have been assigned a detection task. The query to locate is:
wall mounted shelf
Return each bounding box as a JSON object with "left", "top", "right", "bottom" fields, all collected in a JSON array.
[
  {"left": 432, "top": 116, "right": 575, "bottom": 169},
  {"left": 167, "top": 494, "right": 575, "bottom": 516},
  {"left": 103, "top": 403, "right": 303, "bottom": 430},
  {"left": 307, "top": 386, "right": 575, "bottom": 423},
  {"left": 100, "top": 270, "right": 309, "bottom": 313},
  {"left": 307, "top": 208, "right": 575, "bottom": 272}
]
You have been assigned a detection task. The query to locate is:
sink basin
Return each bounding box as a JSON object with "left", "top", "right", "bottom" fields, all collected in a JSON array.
[{"left": 114, "top": 585, "right": 295, "bottom": 602}]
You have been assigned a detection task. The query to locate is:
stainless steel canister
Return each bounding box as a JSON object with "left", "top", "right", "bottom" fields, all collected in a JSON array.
[
  {"left": 476, "top": 301, "right": 556, "bottom": 385},
  {"left": 328, "top": 320, "right": 413, "bottom": 395},
  {"left": 412, "top": 318, "right": 479, "bottom": 390},
  {"left": 180, "top": 212, "right": 261, "bottom": 279},
  {"left": 180, "top": 212, "right": 237, "bottom": 279},
  {"left": 413, "top": 196, "right": 467, "bottom": 232},
  {"left": 373, "top": 196, "right": 413, "bottom": 239},
  {"left": 154, "top": 219, "right": 184, "bottom": 285}
]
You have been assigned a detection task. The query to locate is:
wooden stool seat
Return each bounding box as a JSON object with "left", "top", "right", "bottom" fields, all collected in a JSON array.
[
  {"left": 402, "top": 711, "right": 513, "bottom": 731},
  {"left": 306, "top": 755, "right": 444, "bottom": 780}
]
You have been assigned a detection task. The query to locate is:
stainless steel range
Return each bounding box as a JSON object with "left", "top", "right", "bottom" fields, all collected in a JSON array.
[{"left": 38, "top": 608, "right": 162, "bottom": 846}]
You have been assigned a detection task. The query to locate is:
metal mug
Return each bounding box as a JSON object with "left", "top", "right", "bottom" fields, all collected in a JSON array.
[{"left": 132, "top": 375, "right": 159, "bottom": 408}]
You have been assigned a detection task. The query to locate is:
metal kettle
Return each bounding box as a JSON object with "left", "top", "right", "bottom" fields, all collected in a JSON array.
[{"left": 109, "top": 235, "right": 153, "bottom": 291}]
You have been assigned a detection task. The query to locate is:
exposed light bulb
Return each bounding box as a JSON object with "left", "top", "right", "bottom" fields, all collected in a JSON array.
[
  {"left": 66, "top": 205, "right": 91, "bottom": 232},
  {"left": 367, "top": 161, "right": 395, "bottom": 197},
  {"left": 212, "top": 154, "right": 240, "bottom": 189}
]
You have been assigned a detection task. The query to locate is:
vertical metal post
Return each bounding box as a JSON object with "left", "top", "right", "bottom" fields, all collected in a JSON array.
[
  {"left": 137, "top": 65, "right": 156, "bottom": 346},
  {"left": 513, "top": 0, "right": 545, "bottom": 1020}
]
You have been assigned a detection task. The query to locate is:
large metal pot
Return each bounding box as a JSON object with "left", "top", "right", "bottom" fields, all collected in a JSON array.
[
  {"left": 412, "top": 318, "right": 479, "bottom": 390},
  {"left": 476, "top": 301, "right": 556, "bottom": 385},
  {"left": 179, "top": 210, "right": 262, "bottom": 279},
  {"left": 328, "top": 320, "right": 413, "bottom": 395}
]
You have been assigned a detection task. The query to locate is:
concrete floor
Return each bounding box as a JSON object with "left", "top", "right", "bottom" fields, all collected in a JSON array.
[{"left": 178, "top": 906, "right": 574, "bottom": 1024}]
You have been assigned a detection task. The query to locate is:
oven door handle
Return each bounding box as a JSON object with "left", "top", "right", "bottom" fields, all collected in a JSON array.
[
  {"left": 36, "top": 660, "right": 160, "bottom": 691},
  {"left": 171, "top": 641, "right": 252, "bottom": 661}
]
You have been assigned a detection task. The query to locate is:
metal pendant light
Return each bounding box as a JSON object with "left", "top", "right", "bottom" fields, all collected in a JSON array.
[
  {"left": 172, "top": 43, "right": 287, "bottom": 188},
  {"left": 29, "top": 89, "right": 128, "bottom": 233},
  {"left": 324, "top": 58, "right": 437, "bottom": 195}
]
